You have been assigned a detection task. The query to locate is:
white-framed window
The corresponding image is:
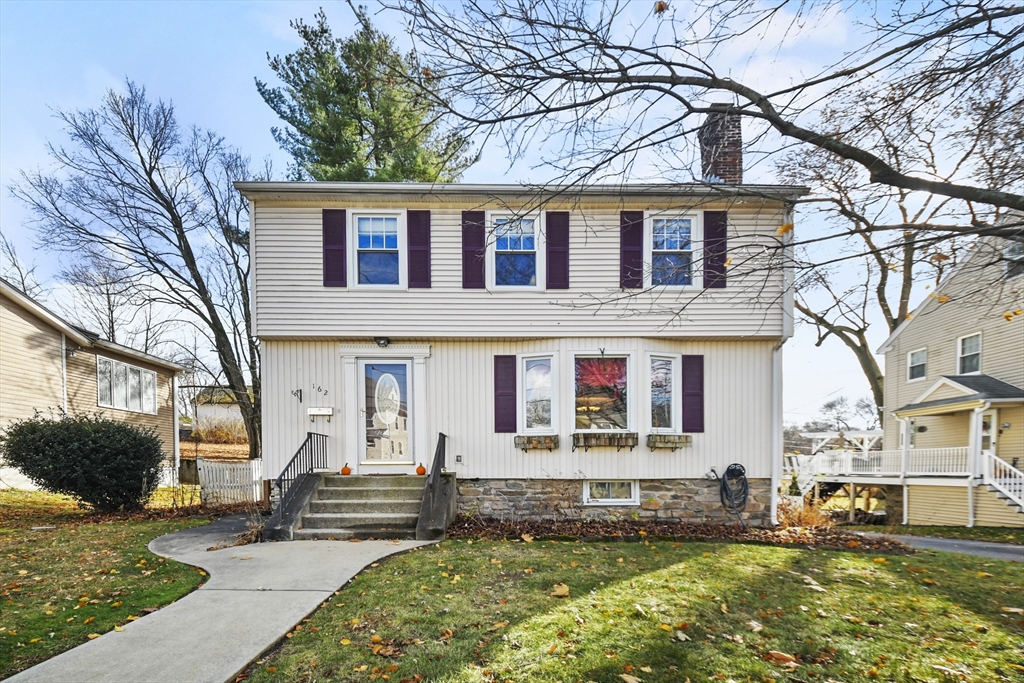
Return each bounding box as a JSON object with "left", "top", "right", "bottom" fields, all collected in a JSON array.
[
  {"left": 907, "top": 348, "right": 927, "bottom": 382},
  {"left": 573, "top": 353, "right": 631, "bottom": 432},
  {"left": 583, "top": 480, "right": 640, "bottom": 506},
  {"left": 1005, "top": 241, "right": 1024, "bottom": 280},
  {"left": 487, "top": 212, "right": 545, "bottom": 289},
  {"left": 645, "top": 213, "right": 702, "bottom": 288},
  {"left": 521, "top": 354, "right": 557, "bottom": 434},
  {"left": 648, "top": 354, "right": 681, "bottom": 433},
  {"left": 97, "top": 357, "right": 158, "bottom": 414},
  {"left": 350, "top": 210, "right": 406, "bottom": 287},
  {"left": 957, "top": 333, "right": 981, "bottom": 374}
]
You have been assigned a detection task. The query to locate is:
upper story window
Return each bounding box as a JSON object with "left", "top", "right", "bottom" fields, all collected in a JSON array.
[
  {"left": 644, "top": 213, "right": 702, "bottom": 288},
  {"left": 652, "top": 218, "right": 694, "bottom": 285},
  {"left": 492, "top": 215, "right": 540, "bottom": 287},
  {"left": 958, "top": 333, "right": 981, "bottom": 374},
  {"left": 356, "top": 215, "right": 401, "bottom": 285},
  {"left": 97, "top": 357, "right": 157, "bottom": 415},
  {"left": 523, "top": 356, "right": 555, "bottom": 433},
  {"left": 907, "top": 348, "right": 927, "bottom": 381},
  {"left": 1005, "top": 242, "right": 1024, "bottom": 280},
  {"left": 574, "top": 355, "right": 629, "bottom": 431}
]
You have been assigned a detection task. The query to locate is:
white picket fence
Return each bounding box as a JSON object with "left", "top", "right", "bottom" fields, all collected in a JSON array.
[{"left": 196, "top": 457, "right": 263, "bottom": 504}]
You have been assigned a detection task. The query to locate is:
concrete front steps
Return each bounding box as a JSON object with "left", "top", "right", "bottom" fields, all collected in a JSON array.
[{"left": 294, "top": 474, "right": 427, "bottom": 540}]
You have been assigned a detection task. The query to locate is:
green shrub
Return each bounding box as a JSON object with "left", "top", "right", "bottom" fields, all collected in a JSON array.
[{"left": 0, "top": 413, "right": 165, "bottom": 512}]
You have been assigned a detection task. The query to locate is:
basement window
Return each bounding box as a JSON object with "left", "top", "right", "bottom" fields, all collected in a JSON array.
[{"left": 583, "top": 480, "right": 640, "bottom": 506}]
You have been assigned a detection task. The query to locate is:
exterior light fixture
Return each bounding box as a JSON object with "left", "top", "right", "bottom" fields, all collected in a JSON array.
[{"left": 374, "top": 337, "right": 391, "bottom": 348}]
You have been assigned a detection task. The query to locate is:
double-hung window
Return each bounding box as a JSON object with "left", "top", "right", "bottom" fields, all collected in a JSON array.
[
  {"left": 494, "top": 216, "right": 538, "bottom": 287},
  {"left": 574, "top": 355, "right": 629, "bottom": 431},
  {"left": 958, "top": 334, "right": 981, "bottom": 374},
  {"left": 649, "top": 355, "right": 680, "bottom": 432},
  {"left": 1005, "top": 242, "right": 1024, "bottom": 280},
  {"left": 907, "top": 349, "right": 927, "bottom": 381},
  {"left": 522, "top": 355, "right": 555, "bottom": 433},
  {"left": 355, "top": 213, "right": 403, "bottom": 285},
  {"left": 648, "top": 215, "right": 701, "bottom": 287},
  {"left": 97, "top": 357, "right": 157, "bottom": 414}
]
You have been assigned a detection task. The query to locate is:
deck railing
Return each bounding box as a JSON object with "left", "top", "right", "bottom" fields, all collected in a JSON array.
[{"left": 801, "top": 446, "right": 971, "bottom": 478}]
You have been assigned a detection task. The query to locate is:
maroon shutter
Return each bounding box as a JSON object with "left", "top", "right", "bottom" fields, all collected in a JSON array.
[
  {"left": 620, "top": 211, "right": 644, "bottom": 288},
  {"left": 323, "top": 209, "right": 346, "bottom": 287},
  {"left": 462, "top": 210, "right": 486, "bottom": 289},
  {"left": 494, "top": 355, "right": 517, "bottom": 433},
  {"left": 407, "top": 210, "right": 431, "bottom": 288},
  {"left": 681, "top": 355, "right": 705, "bottom": 433},
  {"left": 545, "top": 211, "right": 570, "bottom": 289},
  {"left": 703, "top": 211, "right": 728, "bottom": 289}
]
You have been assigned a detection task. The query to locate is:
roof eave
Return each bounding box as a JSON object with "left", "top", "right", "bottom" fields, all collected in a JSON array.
[
  {"left": 91, "top": 339, "right": 185, "bottom": 372},
  {"left": 0, "top": 278, "right": 93, "bottom": 346}
]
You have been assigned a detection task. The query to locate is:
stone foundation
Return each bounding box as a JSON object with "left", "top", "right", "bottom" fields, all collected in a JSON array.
[{"left": 457, "top": 478, "right": 773, "bottom": 527}]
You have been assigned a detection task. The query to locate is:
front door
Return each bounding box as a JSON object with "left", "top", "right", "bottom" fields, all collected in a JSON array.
[
  {"left": 981, "top": 409, "right": 997, "bottom": 456},
  {"left": 358, "top": 360, "right": 413, "bottom": 470}
]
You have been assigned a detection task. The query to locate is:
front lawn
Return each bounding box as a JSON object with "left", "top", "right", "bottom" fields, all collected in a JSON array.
[
  {"left": 248, "top": 539, "right": 1024, "bottom": 682},
  {"left": 0, "top": 490, "right": 210, "bottom": 678},
  {"left": 845, "top": 524, "right": 1024, "bottom": 545}
]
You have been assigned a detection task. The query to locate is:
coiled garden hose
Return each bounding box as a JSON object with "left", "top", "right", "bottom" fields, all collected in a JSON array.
[{"left": 718, "top": 463, "right": 749, "bottom": 526}]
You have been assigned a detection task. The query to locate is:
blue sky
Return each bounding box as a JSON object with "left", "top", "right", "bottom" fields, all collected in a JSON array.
[{"left": 0, "top": 0, "right": 884, "bottom": 426}]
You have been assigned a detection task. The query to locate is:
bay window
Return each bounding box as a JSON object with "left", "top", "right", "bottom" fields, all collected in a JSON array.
[{"left": 574, "top": 356, "right": 629, "bottom": 430}]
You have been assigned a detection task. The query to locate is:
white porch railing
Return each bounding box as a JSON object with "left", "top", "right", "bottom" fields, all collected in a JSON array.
[
  {"left": 983, "top": 452, "right": 1024, "bottom": 510},
  {"left": 197, "top": 457, "right": 263, "bottom": 504},
  {"left": 798, "top": 446, "right": 970, "bottom": 478}
]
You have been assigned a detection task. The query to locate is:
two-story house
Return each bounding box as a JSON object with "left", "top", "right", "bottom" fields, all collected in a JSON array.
[
  {"left": 0, "top": 277, "right": 182, "bottom": 488},
  {"left": 870, "top": 237, "right": 1023, "bottom": 527},
  {"left": 239, "top": 107, "right": 808, "bottom": 538}
]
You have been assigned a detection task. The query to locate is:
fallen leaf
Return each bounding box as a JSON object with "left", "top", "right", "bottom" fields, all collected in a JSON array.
[
  {"left": 620, "top": 675, "right": 642, "bottom": 683},
  {"left": 658, "top": 623, "right": 672, "bottom": 632},
  {"left": 764, "top": 651, "right": 799, "bottom": 667},
  {"left": 1000, "top": 607, "right": 1024, "bottom": 614},
  {"left": 87, "top": 633, "right": 101, "bottom": 640},
  {"left": 83, "top": 617, "right": 95, "bottom": 625},
  {"left": 113, "top": 626, "right": 125, "bottom": 632},
  {"left": 746, "top": 620, "right": 763, "bottom": 632},
  {"left": 720, "top": 602, "right": 729, "bottom": 614},
  {"left": 549, "top": 583, "right": 570, "bottom": 598},
  {"left": 521, "top": 534, "right": 534, "bottom": 543},
  {"left": 340, "top": 638, "right": 351, "bottom": 645},
  {"left": 776, "top": 222, "right": 794, "bottom": 236}
]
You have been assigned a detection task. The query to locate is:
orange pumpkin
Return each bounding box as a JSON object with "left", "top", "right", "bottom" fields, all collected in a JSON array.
[
  {"left": 416, "top": 463, "right": 426, "bottom": 476},
  {"left": 341, "top": 463, "right": 351, "bottom": 475}
]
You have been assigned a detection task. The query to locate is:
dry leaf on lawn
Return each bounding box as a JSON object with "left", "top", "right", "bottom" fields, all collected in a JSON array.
[
  {"left": 620, "top": 675, "right": 642, "bottom": 683},
  {"left": 765, "top": 650, "right": 799, "bottom": 667},
  {"left": 521, "top": 533, "right": 534, "bottom": 543},
  {"left": 550, "top": 583, "right": 570, "bottom": 598}
]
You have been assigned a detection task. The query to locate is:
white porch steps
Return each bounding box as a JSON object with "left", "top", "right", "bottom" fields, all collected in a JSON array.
[
  {"left": 987, "top": 480, "right": 1024, "bottom": 515},
  {"left": 294, "top": 474, "right": 426, "bottom": 540}
]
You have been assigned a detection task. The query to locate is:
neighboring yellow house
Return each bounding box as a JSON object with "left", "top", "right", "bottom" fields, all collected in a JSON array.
[
  {"left": 0, "top": 277, "right": 182, "bottom": 488},
  {"left": 823, "top": 237, "right": 1023, "bottom": 527}
]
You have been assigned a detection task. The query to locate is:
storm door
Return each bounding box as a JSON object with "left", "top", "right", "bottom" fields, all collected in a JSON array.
[{"left": 358, "top": 361, "right": 412, "bottom": 464}]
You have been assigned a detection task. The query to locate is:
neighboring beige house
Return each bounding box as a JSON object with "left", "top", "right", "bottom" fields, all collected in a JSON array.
[
  {"left": 814, "top": 238, "right": 1023, "bottom": 527},
  {"left": 239, "top": 106, "right": 808, "bottom": 537},
  {"left": 0, "top": 277, "right": 182, "bottom": 488}
]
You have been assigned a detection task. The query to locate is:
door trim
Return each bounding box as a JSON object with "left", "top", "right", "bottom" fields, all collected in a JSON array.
[{"left": 340, "top": 344, "right": 431, "bottom": 475}]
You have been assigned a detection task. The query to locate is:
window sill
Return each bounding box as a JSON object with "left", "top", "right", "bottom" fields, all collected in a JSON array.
[
  {"left": 514, "top": 434, "right": 560, "bottom": 451},
  {"left": 646, "top": 434, "right": 692, "bottom": 451},
  {"left": 572, "top": 432, "right": 639, "bottom": 452}
]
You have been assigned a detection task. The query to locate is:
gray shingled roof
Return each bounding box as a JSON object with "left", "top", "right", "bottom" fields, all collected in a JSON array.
[{"left": 895, "top": 375, "right": 1024, "bottom": 413}]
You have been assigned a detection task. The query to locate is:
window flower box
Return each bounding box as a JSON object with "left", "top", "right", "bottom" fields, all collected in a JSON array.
[
  {"left": 646, "top": 434, "right": 692, "bottom": 451},
  {"left": 572, "top": 432, "right": 639, "bottom": 452},
  {"left": 514, "top": 435, "right": 560, "bottom": 451}
]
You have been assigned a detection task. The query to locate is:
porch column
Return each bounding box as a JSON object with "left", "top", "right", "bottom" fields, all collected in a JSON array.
[{"left": 849, "top": 482, "right": 857, "bottom": 523}]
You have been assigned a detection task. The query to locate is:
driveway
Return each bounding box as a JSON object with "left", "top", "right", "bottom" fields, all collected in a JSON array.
[
  {"left": 8, "top": 515, "right": 431, "bottom": 683},
  {"left": 857, "top": 531, "right": 1024, "bottom": 561}
]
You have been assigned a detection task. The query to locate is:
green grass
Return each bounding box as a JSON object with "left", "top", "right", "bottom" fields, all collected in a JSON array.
[
  {"left": 0, "top": 490, "right": 209, "bottom": 677},
  {"left": 845, "top": 524, "right": 1024, "bottom": 545},
  {"left": 248, "top": 539, "right": 1024, "bottom": 683}
]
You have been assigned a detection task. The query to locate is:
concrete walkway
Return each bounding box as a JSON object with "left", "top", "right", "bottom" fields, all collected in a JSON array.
[
  {"left": 857, "top": 531, "right": 1024, "bottom": 561},
  {"left": 9, "top": 515, "right": 431, "bottom": 683}
]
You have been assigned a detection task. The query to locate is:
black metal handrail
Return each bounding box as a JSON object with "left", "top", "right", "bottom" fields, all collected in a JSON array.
[
  {"left": 426, "top": 432, "right": 447, "bottom": 493},
  {"left": 275, "top": 432, "right": 328, "bottom": 509}
]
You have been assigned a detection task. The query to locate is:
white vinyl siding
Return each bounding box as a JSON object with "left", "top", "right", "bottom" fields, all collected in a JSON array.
[
  {"left": 97, "top": 357, "right": 158, "bottom": 415},
  {"left": 252, "top": 203, "right": 788, "bottom": 339},
  {"left": 261, "top": 338, "right": 775, "bottom": 482}
]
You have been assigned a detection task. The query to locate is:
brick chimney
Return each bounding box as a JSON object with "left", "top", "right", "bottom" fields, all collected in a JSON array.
[{"left": 698, "top": 103, "right": 743, "bottom": 184}]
